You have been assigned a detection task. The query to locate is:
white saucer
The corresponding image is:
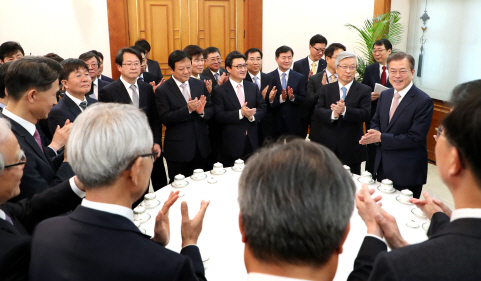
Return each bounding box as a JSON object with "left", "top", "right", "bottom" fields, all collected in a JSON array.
[
  {"left": 134, "top": 213, "right": 151, "bottom": 224},
  {"left": 422, "top": 222, "right": 430, "bottom": 231},
  {"left": 357, "top": 177, "right": 375, "bottom": 185},
  {"left": 207, "top": 177, "right": 218, "bottom": 184},
  {"left": 210, "top": 169, "right": 227, "bottom": 175},
  {"left": 141, "top": 199, "right": 161, "bottom": 209},
  {"left": 376, "top": 184, "right": 397, "bottom": 194},
  {"left": 231, "top": 167, "right": 244, "bottom": 172},
  {"left": 406, "top": 220, "right": 420, "bottom": 228},
  {"left": 190, "top": 174, "right": 207, "bottom": 181},
  {"left": 411, "top": 208, "right": 427, "bottom": 218},
  {"left": 179, "top": 191, "right": 185, "bottom": 197},
  {"left": 172, "top": 181, "right": 189, "bottom": 188},
  {"left": 395, "top": 196, "right": 414, "bottom": 205}
]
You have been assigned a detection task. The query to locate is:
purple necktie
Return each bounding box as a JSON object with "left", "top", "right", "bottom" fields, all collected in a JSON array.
[
  {"left": 33, "top": 129, "right": 44, "bottom": 152},
  {"left": 5, "top": 214, "right": 13, "bottom": 225}
]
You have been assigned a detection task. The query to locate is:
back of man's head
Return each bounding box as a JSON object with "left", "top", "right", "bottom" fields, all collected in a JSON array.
[
  {"left": 238, "top": 139, "right": 355, "bottom": 267},
  {"left": 0, "top": 62, "right": 13, "bottom": 99},
  {"left": 68, "top": 103, "right": 153, "bottom": 188}
]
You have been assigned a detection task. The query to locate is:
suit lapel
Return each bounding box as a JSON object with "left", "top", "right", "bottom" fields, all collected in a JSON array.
[
  {"left": 115, "top": 80, "right": 135, "bottom": 104},
  {"left": 188, "top": 78, "right": 200, "bottom": 100},
  {"left": 7, "top": 118, "right": 49, "bottom": 163},
  {"left": 167, "top": 78, "right": 188, "bottom": 105},
  {"left": 344, "top": 81, "right": 359, "bottom": 105},
  {"left": 386, "top": 86, "right": 416, "bottom": 131},
  {"left": 225, "top": 82, "right": 242, "bottom": 109},
  {"left": 381, "top": 90, "right": 394, "bottom": 130},
  {"left": 63, "top": 95, "right": 82, "bottom": 118},
  {"left": 316, "top": 59, "right": 326, "bottom": 73}
]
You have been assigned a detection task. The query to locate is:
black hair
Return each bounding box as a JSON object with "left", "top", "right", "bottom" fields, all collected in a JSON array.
[
  {"left": 59, "top": 59, "right": 89, "bottom": 82},
  {"left": 244, "top": 48, "right": 263, "bottom": 59},
  {"left": 44, "top": 53, "right": 64, "bottom": 63},
  {"left": 309, "top": 34, "right": 328, "bottom": 46},
  {"left": 325, "top": 43, "right": 346, "bottom": 58},
  {"left": 0, "top": 41, "right": 25, "bottom": 61},
  {"left": 89, "top": 50, "right": 104, "bottom": 61},
  {"left": 131, "top": 46, "right": 146, "bottom": 55},
  {"left": 183, "top": 45, "right": 204, "bottom": 59},
  {"left": 114, "top": 47, "right": 143, "bottom": 66},
  {"left": 0, "top": 62, "right": 13, "bottom": 99},
  {"left": 168, "top": 50, "right": 191, "bottom": 70},
  {"left": 203, "top": 47, "right": 221, "bottom": 59},
  {"left": 387, "top": 52, "right": 415, "bottom": 71},
  {"left": 225, "top": 51, "right": 246, "bottom": 69},
  {"left": 134, "top": 39, "right": 151, "bottom": 52},
  {"left": 79, "top": 52, "right": 100, "bottom": 66},
  {"left": 275, "top": 46, "right": 294, "bottom": 58},
  {"left": 373, "top": 39, "right": 393, "bottom": 51}
]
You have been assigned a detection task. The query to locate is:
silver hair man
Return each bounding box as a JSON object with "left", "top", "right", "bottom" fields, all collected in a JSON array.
[
  {"left": 335, "top": 51, "right": 358, "bottom": 68},
  {"left": 68, "top": 103, "right": 153, "bottom": 187},
  {"left": 238, "top": 139, "right": 356, "bottom": 278}
]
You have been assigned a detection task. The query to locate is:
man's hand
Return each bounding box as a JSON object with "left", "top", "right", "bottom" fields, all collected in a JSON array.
[
  {"left": 409, "top": 191, "right": 451, "bottom": 220},
  {"left": 153, "top": 191, "right": 180, "bottom": 246},
  {"left": 195, "top": 95, "right": 207, "bottom": 114},
  {"left": 181, "top": 200, "right": 210, "bottom": 247},
  {"left": 261, "top": 85, "right": 269, "bottom": 99},
  {"left": 322, "top": 72, "right": 327, "bottom": 85},
  {"left": 151, "top": 79, "right": 165, "bottom": 93},
  {"left": 153, "top": 144, "right": 162, "bottom": 158},
  {"left": 281, "top": 88, "right": 287, "bottom": 101},
  {"left": 371, "top": 92, "right": 380, "bottom": 101},
  {"left": 187, "top": 97, "right": 200, "bottom": 112},
  {"left": 359, "top": 129, "right": 382, "bottom": 145},
  {"left": 356, "top": 185, "right": 383, "bottom": 238},
  {"left": 287, "top": 86, "right": 294, "bottom": 101},
  {"left": 217, "top": 72, "right": 228, "bottom": 85},
  {"left": 204, "top": 79, "right": 212, "bottom": 93},
  {"left": 50, "top": 120, "right": 72, "bottom": 151},
  {"left": 336, "top": 99, "right": 345, "bottom": 114},
  {"left": 375, "top": 207, "right": 409, "bottom": 250},
  {"left": 308, "top": 70, "right": 313, "bottom": 81},
  {"left": 241, "top": 102, "right": 256, "bottom": 119},
  {"left": 269, "top": 86, "right": 277, "bottom": 103}
]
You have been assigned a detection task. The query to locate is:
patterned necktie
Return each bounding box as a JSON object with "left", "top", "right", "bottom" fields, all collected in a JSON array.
[
  {"left": 281, "top": 73, "right": 287, "bottom": 90},
  {"left": 79, "top": 101, "right": 87, "bottom": 110},
  {"left": 4, "top": 214, "right": 13, "bottom": 225},
  {"left": 253, "top": 76, "right": 260, "bottom": 90},
  {"left": 330, "top": 75, "right": 336, "bottom": 83},
  {"left": 214, "top": 73, "right": 219, "bottom": 83},
  {"left": 180, "top": 83, "right": 190, "bottom": 103},
  {"left": 33, "top": 129, "right": 44, "bottom": 152},
  {"left": 138, "top": 76, "right": 144, "bottom": 82},
  {"left": 381, "top": 66, "right": 387, "bottom": 86},
  {"left": 130, "top": 85, "right": 140, "bottom": 108},
  {"left": 389, "top": 91, "right": 401, "bottom": 122},
  {"left": 341, "top": 87, "right": 347, "bottom": 100},
  {"left": 312, "top": 62, "right": 317, "bottom": 75}
]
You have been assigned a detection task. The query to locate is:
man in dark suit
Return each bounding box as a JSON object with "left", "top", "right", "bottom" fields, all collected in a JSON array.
[
  {"left": 0, "top": 62, "right": 12, "bottom": 110},
  {"left": 311, "top": 51, "right": 371, "bottom": 175},
  {"left": 89, "top": 50, "right": 115, "bottom": 83},
  {"left": 244, "top": 48, "right": 277, "bottom": 146},
  {"left": 99, "top": 47, "right": 167, "bottom": 190},
  {"left": 362, "top": 39, "right": 393, "bottom": 174},
  {"left": 79, "top": 51, "right": 110, "bottom": 100},
  {"left": 349, "top": 83, "right": 481, "bottom": 281},
  {"left": 212, "top": 51, "right": 266, "bottom": 167},
  {"left": 48, "top": 59, "right": 97, "bottom": 135},
  {"left": 135, "top": 39, "right": 164, "bottom": 84},
  {"left": 156, "top": 50, "right": 214, "bottom": 181},
  {"left": 202, "top": 47, "right": 228, "bottom": 87},
  {"left": 267, "top": 45, "right": 306, "bottom": 138},
  {"left": 29, "top": 103, "right": 209, "bottom": 281},
  {"left": 131, "top": 46, "right": 157, "bottom": 86},
  {"left": 1, "top": 57, "right": 74, "bottom": 202},
  {"left": 360, "top": 52, "right": 434, "bottom": 198}
]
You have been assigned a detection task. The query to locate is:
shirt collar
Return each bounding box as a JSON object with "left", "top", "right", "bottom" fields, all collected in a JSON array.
[
  {"left": 93, "top": 77, "right": 98, "bottom": 86},
  {"left": 248, "top": 72, "right": 261, "bottom": 80},
  {"left": 0, "top": 209, "right": 6, "bottom": 221},
  {"left": 307, "top": 56, "right": 319, "bottom": 67},
  {"left": 396, "top": 81, "right": 413, "bottom": 98},
  {"left": 210, "top": 69, "right": 220, "bottom": 76},
  {"left": 191, "top": 74, "right": 201, "bottom": 79},
  {"left": 65, "top": 91, "right": 86, "bottom": 106},
  {"left": 325, "top": 68, "right": 337, "bottom": 78},
  {"left": 119, "top": 75, "right": 138, "bottom": 91},
  {"left": 172, "top": 76, "right": 189, "bottom": 88},
  {"left": 229, "top": 78, "right": 244, "bottom": 89},
  {"left": 450, "top": 208, "right": 481, "bottom": 222},
  {"left": 81, "top": 199, "right": 134, "bottom": 222},
  {"left": 0, "top": 102, "right": 6, "bottom": 109},
  {"left": 247, "top": 273, "right": 311, "bottom": 281},
  {"left": 2, "top": 109, "right": 36, "bottom": 135},
  {"left": 278, "top": 68, "right": 290, "bottom": 77},
  {"left": 339, "top": 79, "right": 354, "bottom": 91}
]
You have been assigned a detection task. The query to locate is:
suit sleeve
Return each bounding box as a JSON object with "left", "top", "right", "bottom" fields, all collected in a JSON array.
[
  {"left": 201, "top": 83, "right": 215, "bottom": 121},
  {"left": 380, "top": 97, "right": 434, "bottom": 149},
  {"left": 344, "top": 87, "right": 371, "bottom": 122},
  {"left": 98, "top": 88, "right": 113, "bottom": 103},
  {"left": 47, "top": 109, "right": 68, "bottom": 136},
  {"left": 347, "top": 236, "right": 389, "bottom": 281},
  {"left": 370, "top": 94, "right": 383, "bottom": 132},
  {"left": 313, "top": 86, "right": 335, "bottom": 124},
  {"left": 149, "top": 94, "right": 163, "bottom": 146},
  {"left": 178, "top": 245, "right": 206, "bottom": 281},
  {"left": 292, "top": 75, "right": 307, "bottom": 105},
  {"left": 253, "top": 86, "right": 266, "bottom": 122},
  {"left": 362, "top": 68, "right": 371, "bottom": 89},
  {"left": 213, "top": 87, "right": 241, "bottom": 124},
  {"left": 155, "top": 87, "right": 192, "bottom": 126},
  {"left": 427, "top": 212, "right": 450, "bottom": 238}
]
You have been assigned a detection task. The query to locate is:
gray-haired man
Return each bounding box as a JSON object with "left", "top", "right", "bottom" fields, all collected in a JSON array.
[
  {"left": 310, "top": 51, "right": 372, "bottom": 175},
  {"left": 239, "top": 139, "right": 355, "bottom": 280}
]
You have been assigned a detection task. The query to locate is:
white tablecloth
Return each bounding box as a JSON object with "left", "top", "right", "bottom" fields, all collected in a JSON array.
[{"left": 139, "top": 169, "right": 429, "bottom": 281}]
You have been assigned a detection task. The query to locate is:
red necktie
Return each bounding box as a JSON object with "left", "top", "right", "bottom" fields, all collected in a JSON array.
[
  {"left": 381, "top": 66, "right": 387, "bottom": 86},
  {"left": 33, "top": 129, "right": 44, "bottom": 152}
]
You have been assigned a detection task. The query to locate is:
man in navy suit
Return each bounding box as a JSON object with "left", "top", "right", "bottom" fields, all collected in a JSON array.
[
  {"left": 212, "top": 51, "right": 266, "bottom": 167},
  {"left": 156, "top": 50, "right": 214, "bottom": 181},
  {"left": 310, "top": 51, "right": 371, "bottom": 175},
  {"left": 360, "top": 52, "right": 433, "bottom": 198},
  {"left": 244, "top": 48, "right": 276, "bottom": 146},
  {"left": 202, "top": 47, "right": 228, "bottom": 87},
  {"left": 362, "top": 39, "right": 393, "bottom": 174},
  {"left": 79, "top": 51, "right": 110, "bottom": 100},
  {"left": 268, "top": 46, "right": 306, "bottom": 138},
  {"left": 135, "top": 39, "right": 164, "bottom": 84},
  {"left": 99, "top": 47, "right": 167, "bottom": 190},
  {"left": 48, "top": 59, "right": 97, "bottom": 135},
  {"left": 1, "top": 57, "right": 74, "bottom": 202},
  {"left": 349, "top": 81, "right": 481, "bottom": 281},
  {"left": 30, "top": 103, "right": 209, "bottom": 281},
  {"left": 89, "top": 50, "right": 114, "bottom": 83},
  {"left": 131, "top": 46, "right": 158, "bottom": 85},
  {"left": 293, "top": 34, "right": 328, "bottom": 138}
]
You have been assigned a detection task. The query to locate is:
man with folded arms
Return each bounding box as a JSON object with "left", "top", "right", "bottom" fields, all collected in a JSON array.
[
  {"left": 30, "top": 103, "right": 210, "bottom": 281},
  {"left": 349, "top": 80, "right": 481, "bottom": 281},
  {"left": 0, "top": 117, "right": 85, "bottom": 281},
  {"left": 239, "top": 139, "right": 355, "bottom": 281}
]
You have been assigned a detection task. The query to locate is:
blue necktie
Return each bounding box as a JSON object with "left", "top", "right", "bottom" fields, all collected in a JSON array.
[
  {"left": 5, "top": 214, "right": 13, "bottom": 225},
  {"left": 214, "top": 73, "right": 219, "bottom": 83},
  {"left": 281, "top": 73, "right": 287, "bottom": 90},
  {"left": 341, "top": 87, "right": 347, "bottom": 100},
  {"left": 254, "top": 76, "right": 260, "bottom": 90}
]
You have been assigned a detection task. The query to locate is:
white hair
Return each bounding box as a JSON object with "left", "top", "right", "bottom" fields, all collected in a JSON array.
[
  {"left": 0, "top": 118, "right": 12, "bottom": 172},
  {"left": 335, "top": 51, "right": 358, "bottom": 68},
  {"left": 67, "top": 103, "right": 153, "bottom": 187}
]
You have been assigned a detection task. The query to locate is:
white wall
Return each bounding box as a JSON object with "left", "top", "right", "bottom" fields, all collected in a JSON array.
[
  {"left": 407, "top": 0, "right": 481, "bottom": 101},
  {"left": 0, "top": 0, "right": 112, "bottom": 77},
  {"left": 262, "top": 0, "right": 375, "bottom": 72},
  {"left": 390, "top": 0, "right": 410, "bottom": 52}
]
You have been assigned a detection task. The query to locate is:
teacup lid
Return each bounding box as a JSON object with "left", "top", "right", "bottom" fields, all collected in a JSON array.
[
  {"left": 144, "top": 193, "right": 156, "bottom": 200},
  {"left": 235, "top": 159, "right": 244, "bottom": 164},
  {"left": 401, "top": 189, "right": 413, "bottom": 196},
  {"left": 361, "top": 171, "right": 372, "bottom": 177},
  {"left": 175, "top": 174, "right": 185, "bottom": 180},
  {"left": 381, "top": 179, "right": 393, "bottom": 185},
  {"left": 214, "top": 162, "right": 223, "bottom": 167},
  {"left": 133, "top": 206, "right": 146, "bottom": 214},
  {"left": 194, "top": 169, "right": 204, "bottom": 173}
]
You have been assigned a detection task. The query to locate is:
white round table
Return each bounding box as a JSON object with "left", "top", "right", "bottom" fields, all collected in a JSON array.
[{"left": 139, "top": 168, "right": 429, "bottom": 281}]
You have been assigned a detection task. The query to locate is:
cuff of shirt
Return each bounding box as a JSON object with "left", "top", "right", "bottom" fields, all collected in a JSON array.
[
  {"left": 238, "top": 110, "right": 243, "bottom": 120},
  {"left": 331, "top": 111, "right": 339, "bottom": 120},
  {"left": 290, "top": 96, "right": 295, "bottom": 102},
  {"left": 47, "top": 146, "right": 58, "bottom": 156},
  {"left": 249, "top": 116, "right": 255, "bottom": 122},
  {"left": 69, "top": 177, "right": 86, "bottom": 198},
  {"left": 200, "top": 110, "right": 205, "bottom": 118},
  {"left": 280, "top": 95, "right": 286, "bottom": 103},
  {"left": 366, "top": 234, "right": 385, "bottom": 243},
  {"left": 341, "top": 106, "right": 347, "bottom": 116}
]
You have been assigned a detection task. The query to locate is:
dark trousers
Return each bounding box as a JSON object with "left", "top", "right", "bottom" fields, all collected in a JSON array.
[
  {"left": 365, "top": 144, "right": 377, "bottom": 173},
  {"left": 300, "top": 116, "right": 311, "bottom": 139},
  {"left": 375, "top": 160, "right": 423, "bottom": 198},
  {"left": 167, "top": 148, "right": 208, "bottom": 183},
  {"left": 345, "top": 163, "right": 361, "bottom": 175},
  {"left": 221, "top": 135, "right": 253, "bottom": 167},
  {"left": 151, "top": 157, "right": 168, "bottom": 191}
]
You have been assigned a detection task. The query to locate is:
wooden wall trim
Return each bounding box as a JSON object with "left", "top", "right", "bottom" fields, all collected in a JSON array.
[
  {"left": 244, "top": 0, "right": 262, "bottom": 51},
  {"left": 427, "top": 98, "right": 451, "bottom": 163},
  {"left": 374, "top": 0, "right": 391, "bottom": 16},
  {"left": 107, "top": 0, "right": 130, "bottom": 80}
]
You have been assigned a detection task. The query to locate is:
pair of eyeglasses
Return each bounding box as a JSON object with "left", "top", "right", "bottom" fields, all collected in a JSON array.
[
  {"left": 231, "top": 64, "right": 248, "bottom": 70},
  {"left": 311, "top": 46, "right": 326, "bottom": 53},
  {"left": 339, "top": 65, "right": 356, "bottom": 71},
  {"left": 372, "top": 49, "right": 386, "bottom": 54},
  {"left": 4, "top": 151, "right": 26, "bottom": 169},
  {"left": 125, "top": 150, "right": 159, "bottom": 170},
  {"left": 122, "top": 62, "right": 141, "bottom": 68}
]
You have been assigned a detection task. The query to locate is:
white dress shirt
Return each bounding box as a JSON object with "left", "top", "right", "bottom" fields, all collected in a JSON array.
[
  {"left": 326, "top": 68, "right": 337, "bottom": 83},
  {"left": 277, "top": 69, "right": 293, "bottom": 103},
  {"left": 451, "top": 208, "right": 481, "bottom": 222},
  {"left": 247, "top": 272, "right": 311, "bottom": 281},
  {"left": 307, "top": 56, "right": 320, "bottom": 73},
  {"left": 119, "top": 75, "right": 139, "bottom": 103},
  {"left": 65, "top": 92, "right": 87, "bottom": 112},
  {"left": 0, "top": 209, "right": 7, "bottom": 221},
  {"left": 92, "top": 77, "right": 99, "bottom": 99},
  {"left": 0, "top": 102, "right": 6, "bottom": 109},
  {"left": 191, "top": 74, "right": 201, "bottom": 79},
  {"left": 389, "top": 81, "right": 413, "bottom": 112},
  {"left": 379, "top": 63, "right": 389, "bottom": 80},
  {"left": 331, "top": 79, "right": 354, "bottom": 120},
  {"left": 81, "top": 199, "right": 134, "bottom": 222},
  {"left": 229, "top": 78, "right": 255, "bottom": 122}
]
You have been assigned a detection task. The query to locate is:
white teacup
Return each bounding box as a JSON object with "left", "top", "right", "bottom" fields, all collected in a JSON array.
[
  {"left": 233, "top": 159, "right": 244, "bottom": 170},
  {"left": 193, "top": 169, "right": 204, "bottom": 179},
  {"left": 380, "top": 179, "right": 394, "bottom": 191},
  {"left": 343, "top": 165, "right": 352, "bottom": 176},
  {"left": 360, "top": 171, "right": 372, "bottom": 183},
  {"left": 400, "top": 189, "right": 413, "bottom": 202},
  {"left": 213, "top": 162, "right": 224, "bottom": 174},
  {"left": 174, "top": 174, "right": 187, "bottom": 186}
]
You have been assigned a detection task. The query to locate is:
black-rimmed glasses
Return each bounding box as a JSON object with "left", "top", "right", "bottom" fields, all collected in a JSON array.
[
  {"left": 4, "top": 151, "right": 26, "bottom": 169},
  {"left": 125, "top": 151, "right": 159, "bottom": 170}
]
